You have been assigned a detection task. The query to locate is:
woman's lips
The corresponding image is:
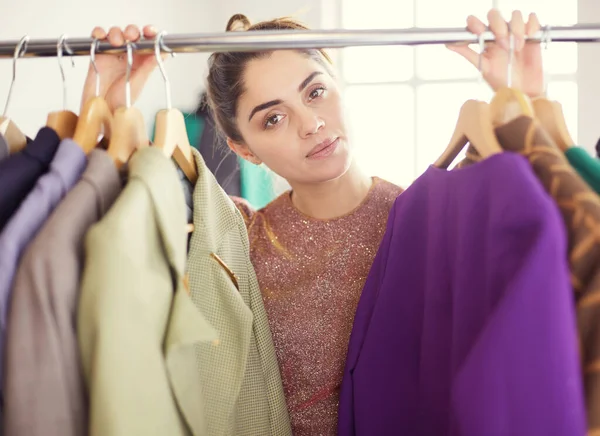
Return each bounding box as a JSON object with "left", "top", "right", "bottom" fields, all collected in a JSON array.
[{"left": 306, "top": 137, "right": 339, "bottom": 159}]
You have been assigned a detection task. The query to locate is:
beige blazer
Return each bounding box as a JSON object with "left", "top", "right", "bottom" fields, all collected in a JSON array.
[
  {"left": 77, "top": 147, "right": 217, "bottom": 436},
  {"left": 186, "top": 148, "right": 292, "bottom": 436}
]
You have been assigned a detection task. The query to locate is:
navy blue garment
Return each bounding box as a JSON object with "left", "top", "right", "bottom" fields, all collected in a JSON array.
[{"left": 0, "top": 128, "right": 60, "bottom": 230}]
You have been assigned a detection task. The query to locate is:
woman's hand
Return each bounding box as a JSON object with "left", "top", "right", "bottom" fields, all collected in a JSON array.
[
  {"left": 80, "top": 24, "right": 160, "bottom": 112},
  {"left": 447, "top": 9, "right": 544, "bottom": 99}
]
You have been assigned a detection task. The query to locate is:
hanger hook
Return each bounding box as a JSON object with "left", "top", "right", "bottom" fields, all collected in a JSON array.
[
  {"left": 477, "top": 33, "right": 485, "bottom": 84},
  {"left": 507, "top": 22, "right": 514, "bottom": 88},
  {"left": 90, "top": 38, "right": 101, "bottom": 97},
  {"left": 154, "top": 31, "right": 174, "bottom": 110},
  {"left": 542, "top": 25, "right": 551, "bottom": 95},
  {"left": 57, "top": 34, "right": 74, "bottom": 110},
  {"left": 3, "top": 35, "right": 29, "bottom": 117},
  {"left": 124, "top": 41, "right": 135, "bottom": 108}
]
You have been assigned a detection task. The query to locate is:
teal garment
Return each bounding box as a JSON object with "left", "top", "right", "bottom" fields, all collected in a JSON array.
[
  {"left": 239, "top": 160, "right": 275, "bottom": 210},
  {"left": 565, "top": 146, "right": 600, "bottom": 194},
  {"left": 182, "top": 112, "right": 204, "bottom": 149}
]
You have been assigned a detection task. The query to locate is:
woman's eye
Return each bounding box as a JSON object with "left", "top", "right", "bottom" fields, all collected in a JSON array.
[
  {"left": 309, "top": 87, "right": 325, "bottom": 100},
  {"left": 264, "top": 114, "right": 284, "bottom": 128}
]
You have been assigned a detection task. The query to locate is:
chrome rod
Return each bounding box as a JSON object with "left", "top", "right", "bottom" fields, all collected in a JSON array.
[{"left": 1, "top": 24, "right": 600, "bottom": 58}]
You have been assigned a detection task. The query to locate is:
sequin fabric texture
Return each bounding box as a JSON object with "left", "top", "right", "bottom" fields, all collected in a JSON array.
[{"left": 236, "top": 177, "right": 403, "bottom": 435}]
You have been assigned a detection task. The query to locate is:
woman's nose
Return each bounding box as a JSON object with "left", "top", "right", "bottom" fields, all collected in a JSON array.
[{"left": 300, "top": 112, "right": 325, "bottom": 138}]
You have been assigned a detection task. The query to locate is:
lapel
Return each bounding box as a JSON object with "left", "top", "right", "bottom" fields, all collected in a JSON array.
[
  {"left": 130, "top": 147, "right": 219, "bottom": 436},
  {"left": 186, "top": 148, "right": 254, "bottom": 431}
]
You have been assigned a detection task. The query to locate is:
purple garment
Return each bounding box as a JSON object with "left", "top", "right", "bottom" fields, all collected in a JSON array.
[
  {"left": 0, "top": 127, "right": 59, "bottom": 230},
  {"left": 338, "top": 153, "right": 586, "bottom": 436},
  {"left": 0, "top": 138, "right": 86, "bottom": 388}
]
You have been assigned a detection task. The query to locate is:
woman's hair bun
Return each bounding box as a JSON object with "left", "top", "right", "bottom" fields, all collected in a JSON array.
[{"left": 226, "top": 14, "right": 251, "bottom": 32}]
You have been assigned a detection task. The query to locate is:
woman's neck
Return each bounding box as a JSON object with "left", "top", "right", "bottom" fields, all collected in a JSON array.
[{"left": 289, "top": 162, "right": 373, "bottom": 220}]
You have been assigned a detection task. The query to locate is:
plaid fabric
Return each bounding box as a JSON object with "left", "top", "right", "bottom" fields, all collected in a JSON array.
[
  {"left": 186, "top": 148, "right": 292, "bottom": 436},
  {"left": 457, "top": 116, "right": 600, "bottom": 434}
]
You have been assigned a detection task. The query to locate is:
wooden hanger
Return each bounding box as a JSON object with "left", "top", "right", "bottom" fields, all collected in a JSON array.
[
  {"left": 531, "top": 98, "right": 573, "bottom": 152},
  {"left": 489, "top": 86, "right": 534, "bottom": 127},
  {"left": 46, "top": 34, "right": 78, "bottom": 140},
  {"left": 435, "top": 87, "right": 533, "bottom": 169},
  {"left": 488, "top": 29, "right": 535, "bottom": 127},
  {"left": 152, "top": 32, "right": 198, "bottom": 235},
  {"left": 434, "top": 31, "right": 532, "bottom": 169},
  {"left": 0, "top": 117, "right": 27, "bottom": 154},
  {"left": 153, "top": 108, "right": 198, "bottom": 184},
  {"left": 434, "top": 100, "right": 504, "bottom": 169},
  {"left": 73, "top": 39, "right": 113, "bottom": 153},
  {"left": 106, "top": 106, "right": 148, "bottom": 169},
  {"left": 46, "top": 111, "right": 78, "bottom": 141},
  {"left": 106, "top": 42, "right": 149, "bottom": 169},
  {"left": 152, "top": 31, "right": 198, "bottom": 185},
  {"left": 73, "top": 96, "right": 112, "bottom": 153},
  {"left": 1, "top": 36, "right": 29, "bottom": 154}
]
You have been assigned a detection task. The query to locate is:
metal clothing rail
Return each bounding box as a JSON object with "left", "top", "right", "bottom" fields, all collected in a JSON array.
[{"left": 1, "top": 23, "right": 600, "bottom": 59}]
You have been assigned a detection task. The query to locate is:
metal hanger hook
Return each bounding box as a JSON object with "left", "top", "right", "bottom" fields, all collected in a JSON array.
[
  {"left": 57, "top": 34, "right": 74, "bottom": 110},
  {"left": 3, "top": 35, "right": 29, "bottom": 117},
  {"left": 154, "top": 31, "right": 174, "bottom": 110},
  {"left": 507, "top": 22, "right": 514, "bottom": 88},
  {"left": 90, "top": 38, "right": 101, "bottom": 97},
  {"left": 542, "top": 25, "right": 551, "bottom": 94},
  {"left": 542, "top": 25, "right": 552, "bottom": 50},
  {"left": 124, "top": 41, "right": 135, "bottom": 108}
]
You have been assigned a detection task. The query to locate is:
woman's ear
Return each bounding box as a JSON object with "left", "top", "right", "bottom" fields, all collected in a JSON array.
[{"left": 226, "top": 137, "right": 263, "bottom": 165}]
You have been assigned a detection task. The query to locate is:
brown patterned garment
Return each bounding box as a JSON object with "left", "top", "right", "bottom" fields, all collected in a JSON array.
[{"left": 457, "top": 116, "right": 600, "bottom": 434}]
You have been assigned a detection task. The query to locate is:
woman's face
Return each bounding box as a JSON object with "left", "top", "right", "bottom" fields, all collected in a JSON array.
[{"left": 231, "top": 50, "right": 352, "bottom": 185}]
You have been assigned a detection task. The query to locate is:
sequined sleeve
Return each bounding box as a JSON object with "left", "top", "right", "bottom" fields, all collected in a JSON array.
[{"left": 230, "top": 195, "right": 255, "bottom": 228}]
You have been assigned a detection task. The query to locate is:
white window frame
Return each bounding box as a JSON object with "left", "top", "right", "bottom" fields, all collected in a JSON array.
[{"left": 329, "top": 0, "right": 583, "bottom": 183}]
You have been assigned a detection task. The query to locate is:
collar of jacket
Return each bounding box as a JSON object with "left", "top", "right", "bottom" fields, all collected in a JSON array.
[{"left": 130, "top": 146, "right": 219, "bottom": 435}]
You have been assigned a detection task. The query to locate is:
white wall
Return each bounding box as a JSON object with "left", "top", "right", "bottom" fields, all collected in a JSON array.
[{"left": 215, "top": 0, "right": 324, "bottom": 29}]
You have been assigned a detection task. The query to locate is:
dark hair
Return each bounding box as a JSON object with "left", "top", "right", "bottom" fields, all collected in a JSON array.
[{"left": 206, "top": 14, "right": 334, "bottom": 143}]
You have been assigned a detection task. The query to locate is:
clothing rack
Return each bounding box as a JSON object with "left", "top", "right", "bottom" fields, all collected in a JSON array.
[{"left": 1, "top": 23, "right": 600, "bottom": 58}]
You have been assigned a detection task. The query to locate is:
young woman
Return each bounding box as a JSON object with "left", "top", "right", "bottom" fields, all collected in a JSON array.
[{"left": 84, "top": 8, "right": 545, "bottom": 434}]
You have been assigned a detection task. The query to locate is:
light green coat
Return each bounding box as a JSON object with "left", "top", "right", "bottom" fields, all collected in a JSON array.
[
  {"left": 78, "top": 146, "right": 291, "bottom": 436},
  {"left": 78, "top": 147, "right": 218, "bottom": 436},
  {"left": 186, "top": 148, "right": 292, "bottom": 435}
]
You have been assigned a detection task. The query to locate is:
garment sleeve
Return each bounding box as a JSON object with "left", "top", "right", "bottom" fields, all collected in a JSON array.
[
  {"left": 4, "top": 239, "right": 86, "bottom": 436},
  {"left": 452, "top": 202, "right": 586, "bottom": 436},
  {"left": 565, "top": 146, "right": 600, "bottom": 194}
]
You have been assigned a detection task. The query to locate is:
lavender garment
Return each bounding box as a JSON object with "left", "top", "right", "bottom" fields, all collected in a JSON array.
[
  {"left": 0, "top": 139, "right": 86, "bottom": 388},
  {"left": 338, "top": 153, "right": 586, "bottom": 436}
]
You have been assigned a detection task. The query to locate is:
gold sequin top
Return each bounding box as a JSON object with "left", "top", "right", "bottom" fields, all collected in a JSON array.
[{"left": 234, "top": 177, "right": 403, "bottom": 435}]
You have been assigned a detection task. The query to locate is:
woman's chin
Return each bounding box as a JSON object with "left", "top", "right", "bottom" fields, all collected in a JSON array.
[{"left": 303, "top": 149, "right": 354, "bottom": 184}]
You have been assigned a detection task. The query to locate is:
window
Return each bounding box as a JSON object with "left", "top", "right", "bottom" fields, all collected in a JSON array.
[
  {"left": 339, "top": 0, "right": 579, "bottom": 187},
  {"left": 344, "top": 85, "right": 416, "bottom": 188}
]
